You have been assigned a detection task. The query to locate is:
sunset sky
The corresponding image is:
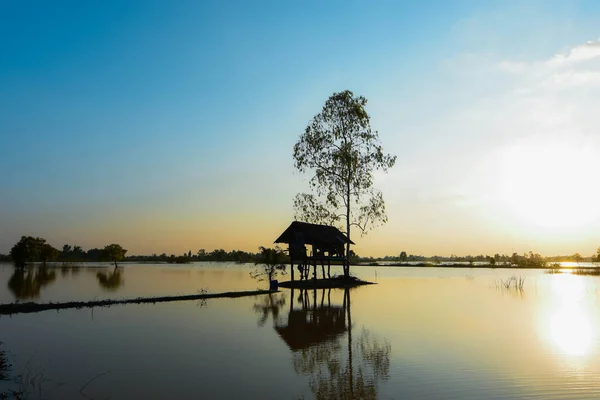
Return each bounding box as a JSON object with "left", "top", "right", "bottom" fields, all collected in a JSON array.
[{"left": 2, "top": 1, "right": 600, "bottom": 257}]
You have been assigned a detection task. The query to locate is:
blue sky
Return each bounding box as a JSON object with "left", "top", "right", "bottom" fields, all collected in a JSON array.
[{"left": 2, "top": 1, "right": 600, "bottom": 256}]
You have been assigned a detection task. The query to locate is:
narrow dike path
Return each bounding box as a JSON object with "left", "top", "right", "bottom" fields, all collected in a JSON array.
[{"left": 0, "top": 290, "right": 273, "bottom": 315}]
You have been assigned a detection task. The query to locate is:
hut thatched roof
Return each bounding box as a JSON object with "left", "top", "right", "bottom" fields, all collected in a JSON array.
[{"left": 274, "top": 221, "right": 354, "bottom": 246}]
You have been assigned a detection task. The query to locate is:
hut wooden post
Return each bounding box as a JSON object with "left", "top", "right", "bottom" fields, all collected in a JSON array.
[
  {"left": 291, "top": 258, "right": 295, "bottom": 281},
  {"left": 303, "top": 262, "right": 306, "bottom": 280}
]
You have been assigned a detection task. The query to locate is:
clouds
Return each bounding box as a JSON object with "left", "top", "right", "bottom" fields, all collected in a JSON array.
[
  {"left": 395, "top": 36, "right": 600, "bottom": 254},
  {"left": 497, "top": 60, "right": 528, "bottom": 74},
  {"left": 542, "top": 69, "right": 600, "bottom": 90},
  {"left": 498, "top": 38, "right": 600, "bottom": 92},
  {"left": 547, "top": 39, "right": 600, "bottom": 66},
  {"left": 468, "top": 38, "right": 600, "bottom": 245},
  {"left": 488, "top": 38, "right": 600, "bottom": 150}
]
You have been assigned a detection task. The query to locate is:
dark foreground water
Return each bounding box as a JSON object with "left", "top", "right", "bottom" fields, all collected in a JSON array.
[{"left": 1, "top": 262, "right": 600, "bottom": 399}]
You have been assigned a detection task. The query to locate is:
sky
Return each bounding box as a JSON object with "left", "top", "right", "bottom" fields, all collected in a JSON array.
[{"left": 2, "top": 0, "right": 600, "bottom": 257}]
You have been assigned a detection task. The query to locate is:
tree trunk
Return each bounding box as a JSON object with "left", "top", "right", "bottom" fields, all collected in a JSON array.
[{"left": 345, "top": 184, "right": 351, "bottom": 279}]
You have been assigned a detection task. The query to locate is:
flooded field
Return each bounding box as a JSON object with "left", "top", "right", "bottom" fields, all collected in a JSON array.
[{"left": 1, "top": 262, "right": 600, "bottom": 399}]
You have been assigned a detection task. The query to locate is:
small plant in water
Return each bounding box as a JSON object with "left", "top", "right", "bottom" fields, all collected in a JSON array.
[
  {"left": 572, "top": 267, "right": 600, "bottom": 276},
  {"left": 16, "top": 356, "right": 49, "bottom": 400},
  {"left": 545, "top": 263, "right": 562, "bottom": 274},
  {"left": 495, "top": 275, "right": 525, "bottom": 291},
  {"left": 250, "top": 246, "right": 287, "bottom": 288},
  {"left": 0, "top": 347, "right": 10, "bottom": 381}
]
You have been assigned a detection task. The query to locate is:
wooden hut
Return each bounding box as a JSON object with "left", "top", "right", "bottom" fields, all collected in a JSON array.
[{"left": 274, "top": 221, "right": 354, "bottom": 282}]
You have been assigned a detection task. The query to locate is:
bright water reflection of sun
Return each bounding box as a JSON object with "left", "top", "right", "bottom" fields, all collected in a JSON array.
[
  {"left": 498, "top": 137, "right": 600, "bottom": 229},
  {"left": 548, "top": 274, "right": 592, "bottom": 356}
]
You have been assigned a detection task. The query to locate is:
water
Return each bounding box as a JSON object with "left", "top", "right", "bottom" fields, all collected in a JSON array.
[{"left": 1, "top": 262, "right": 600, "bottom": 399}]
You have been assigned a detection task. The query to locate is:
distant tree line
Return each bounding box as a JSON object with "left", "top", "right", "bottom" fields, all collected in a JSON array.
[
  {"left": 0, "top": 237, "right": 292, "bottom": 266},
  {"left": 6, "top": 236, "right": 127, "bottom": 268},
  {"left": 354, "top": 251, "right": 515, "bottom": 264},
  {"left": 350, "top": 250, "right": 600, "bottom": 267},
  {"left": 127, "top": 248, "right": 291, "bottom": 264},
  {"left": 3, "top": 236, "right": 600, "bottom": 267}
]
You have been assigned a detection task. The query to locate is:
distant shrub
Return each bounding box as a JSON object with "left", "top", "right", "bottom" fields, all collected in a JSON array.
[
  {"left": 251, "top": 246, "right": 287, "bottom": 287},
  {"left": 510, "top": 252, "right": 547, "bottom": 268},
  {"left": 572, "top": 268, "right": 600, "bottom": 276}
]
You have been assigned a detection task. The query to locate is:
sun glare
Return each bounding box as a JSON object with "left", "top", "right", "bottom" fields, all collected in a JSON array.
[
  {"left": 498, "top": 136, "right": 600, "bottom": 229},
  {"left": 548, "top": 274, "right": 592, "bottom": 356}
]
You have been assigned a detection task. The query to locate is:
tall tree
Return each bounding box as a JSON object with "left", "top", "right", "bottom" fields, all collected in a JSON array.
[
  {"left": 399, "top": 251, "right": 407, "bottom": 262},
  {"left": 61, "top": 244, "right": 72, "bottom": 258},
  {"left": 293, "top": 90, "right": 396, "bottom": 277},
  {"left": 102, "top": 244, "right": 127, "bottom": 269},
  {"left": 40, "top": 243, "right": 60, "bottom": 267},
  {"left": 9, "top": 236, "right": 47, "bottom": 268}
]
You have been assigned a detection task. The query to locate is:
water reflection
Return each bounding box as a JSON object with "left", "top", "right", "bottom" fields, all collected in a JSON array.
[
  {"left": 7, "top": 266, "right": 57, "bottom": 300},
  {"left": 276, "top": 288, "right": 391, "bottom": 399},
  {"left": 5, "top": 265, "right": 124, "bottom": 301},
  {"left": 276, "top": 289, "right": 348, "bottom": 350},
  {"left": 548, "top": 274, "right": 593, "bottom": 356},
  {"left": 253, "top": 292, "right": 286, "bottom": 326},
  {"left": 96, "top": 269, "right": 124, "bottom": 291},
  {"left": 60, "top": 264, "right": 81, "bottom": 276}
]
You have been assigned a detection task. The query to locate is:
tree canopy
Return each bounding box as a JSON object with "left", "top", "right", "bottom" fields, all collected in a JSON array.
[
  {"left": 251, "top": 246, "right": 287, "bottom": 287},
  {"left": 293, "top": 90, "right": 396, "bottom": 275},
  {"left": 9, "top": 236, "right": 54, "bottom": 268},
  {"left": 103, "top": 244, "right": 127, "bottom": 268}
]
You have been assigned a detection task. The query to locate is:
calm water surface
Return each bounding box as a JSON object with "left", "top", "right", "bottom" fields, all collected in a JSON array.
[{"left": 1, "top": 262, "right": 600, "bottom": 399}]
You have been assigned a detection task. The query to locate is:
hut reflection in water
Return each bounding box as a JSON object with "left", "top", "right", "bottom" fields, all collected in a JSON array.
[{"left": 274, "top": 288, "right": 391, "bottom": 399}]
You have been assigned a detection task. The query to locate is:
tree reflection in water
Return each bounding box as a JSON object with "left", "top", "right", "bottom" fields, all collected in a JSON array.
[
  {"left": 8, "top": 266, "right": 57, "bottom": 300},
  {"left": 253, "top": 292, "right": 287, "bottom": 327},
  {"left": 60, "top": 264, "right": 81, "bottom": 276},
  {"left": 96, "top": 269, "right": 124, "bottom": 291},
  {"left": 277, "top": 288, "right": 391, "bottom": 399}
]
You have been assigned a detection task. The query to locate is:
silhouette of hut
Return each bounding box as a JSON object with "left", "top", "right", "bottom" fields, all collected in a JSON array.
[{"left": 274, "top": 221, "right": 354, "bottom": 281}]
